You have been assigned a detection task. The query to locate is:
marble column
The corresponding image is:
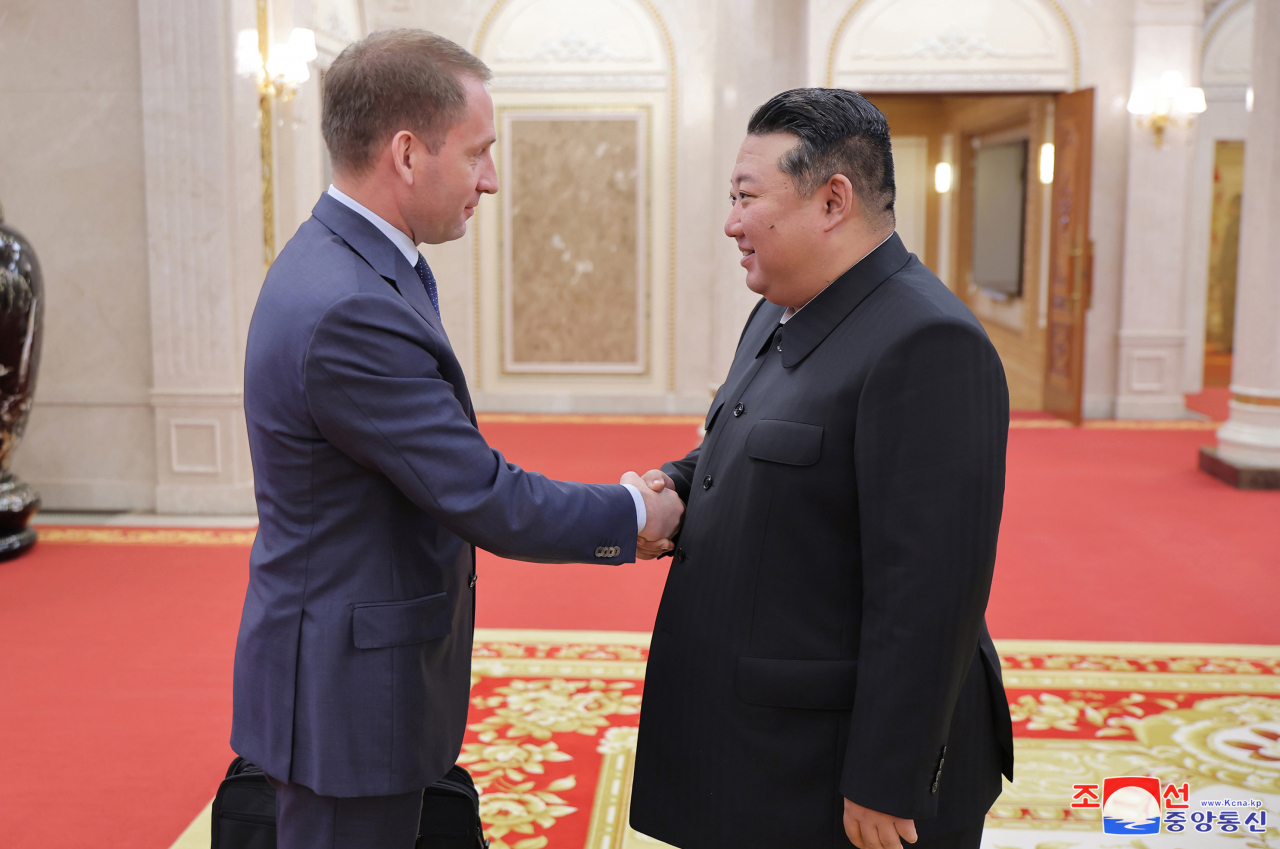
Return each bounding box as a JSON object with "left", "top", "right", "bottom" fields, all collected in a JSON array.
[
  {"left": 1203, "top": 0, "right": 1280, "bottom": 487},
  {"left": 1114, "top": 0, "right": 1203, "bottom": 419},
  {"left": 710, "top": 0, "right": 807, "bottom": 384},
  {"left": 138, "top": 0, "right": 257, "bottom": 513}
]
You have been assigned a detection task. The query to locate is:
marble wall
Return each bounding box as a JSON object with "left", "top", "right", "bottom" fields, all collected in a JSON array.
[
  {"left": 0, "top": 0, "right": 157, "bottom": 509},
  {"left": 507, "top": 116, "right": 641, "bottom": 370}
]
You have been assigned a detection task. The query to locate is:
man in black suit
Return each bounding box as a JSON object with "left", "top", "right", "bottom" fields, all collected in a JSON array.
[{"left": 626, "top": 89, "right": 1013, "bottom": 849}]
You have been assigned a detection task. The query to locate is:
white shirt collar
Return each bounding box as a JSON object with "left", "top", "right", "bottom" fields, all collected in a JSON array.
[
  {"left": 779, "top": 231, "right": 896, "bottom": 324},
  {"left": 326, "top": 184, "right": 421, "bottom": 266}
]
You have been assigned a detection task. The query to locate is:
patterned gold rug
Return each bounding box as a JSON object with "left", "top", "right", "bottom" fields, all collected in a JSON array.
[{"left": 170, "top": 632, "right": 1280, "bottom": 849}]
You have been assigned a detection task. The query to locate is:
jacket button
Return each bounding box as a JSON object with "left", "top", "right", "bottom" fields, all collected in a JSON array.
[
  {"left": 702, "top": 474, "right": 713, "bottom": 490},
  {"left": 733, "top": 403, "right": 744, "bottom": 417},
  {"left": 676, "top": 547, "right": 686, "bottom": 562},
  {"left": 469, "top": 573, "right": 478, "bottom": 588}
]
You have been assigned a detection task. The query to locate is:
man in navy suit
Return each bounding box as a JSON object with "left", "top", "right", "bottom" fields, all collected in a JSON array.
[{"left": 232, "top": 30, "right": 684, "bottom": 849}]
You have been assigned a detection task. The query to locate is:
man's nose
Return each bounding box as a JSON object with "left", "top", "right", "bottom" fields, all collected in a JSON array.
[
  {"left": 478, "top": 153, "right": 499, "bottom": 194},
  {"left": 725, "top": 206, "right": 741, "bottom": 238}
]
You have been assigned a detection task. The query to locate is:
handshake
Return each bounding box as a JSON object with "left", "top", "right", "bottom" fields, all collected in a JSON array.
[{"left": 621, "top": 470, "right": 685, "bottom": 560}]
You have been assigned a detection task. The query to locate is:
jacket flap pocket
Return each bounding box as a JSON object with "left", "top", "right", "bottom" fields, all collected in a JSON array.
[
  {"left": 704, "top": 400, "right": 725, "bottom": 433},
  {"left": 736, "top": 656, "right": 857, "bottom": 710},
  {"left": 352, "top": 592, "right": 452, "bottom": 649},
  {"left": 744, "top": 419, "right": 823, "bottom": 466}
]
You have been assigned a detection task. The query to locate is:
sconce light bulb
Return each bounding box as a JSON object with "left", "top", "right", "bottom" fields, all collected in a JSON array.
[
  {"left": 235, "top": 29, "right": 263, "bottom": 77},
  {"left": 1246, "top": 87, "right": 1254, "bottom": 112},
  {"left": 288, "top": 28, "right": 318, "bottom": 63},
  {"left": 1157, "top": 70, "right": 1185, "bottom": 98},
  {"left": 1177, "top": 87, "right": 1207, "bottom": 115},
  {"left": 934, "top": 162, "right": 952, "bottom": 194},
  {"left": 1127, "top": 88, "right": 1155, "bottom": 116},
  {"left": 1039, "top": 143, "right": 1054, "bottom": 185}
]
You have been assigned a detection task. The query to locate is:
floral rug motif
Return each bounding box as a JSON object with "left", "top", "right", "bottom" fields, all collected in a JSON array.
[
  {"left": 465, "top": 632, "right": 1280, "bottom": 849},
  {"left": 165, "top": 633, "right": 1280, "bottom": 849},
  {"left": 989, "top": 641, "right": 1280, "bottom": 847},
  {"left": 466, "top": 630, "right": 663, "bottom": 849}
]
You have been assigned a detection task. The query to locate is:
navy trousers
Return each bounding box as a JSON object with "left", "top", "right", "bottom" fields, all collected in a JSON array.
[{"left": 267, "top": 776, "right": 422, "bottom": 849}]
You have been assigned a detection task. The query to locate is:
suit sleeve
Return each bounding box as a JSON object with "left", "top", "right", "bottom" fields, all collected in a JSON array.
[
  {"left": 303, "top": 292, "right": 637, "bottom": 564},
  {"left": 841, "top": 319, "right": 1009, "bottom": 819}
]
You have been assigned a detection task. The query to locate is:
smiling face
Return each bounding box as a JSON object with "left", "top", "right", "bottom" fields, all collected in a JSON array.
[
  {"left": 725, "top": 133, "right": 831, "bottom": 308},
  {"left": 403, "top": 75, "right": 498, "bottom": 244}
]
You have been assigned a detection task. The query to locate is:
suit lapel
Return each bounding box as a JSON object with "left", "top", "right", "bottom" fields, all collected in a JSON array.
[
  {"left": 311, "top": 193, "right": 447, "bottom": 337},
  {"left": 311, "top": 194, "right": 474, "bottom": 420},
  {"left": 700, "top": 301, "right": 785, "bottom": 459}
]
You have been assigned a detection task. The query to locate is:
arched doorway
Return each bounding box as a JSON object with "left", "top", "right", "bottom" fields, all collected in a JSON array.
[{"left": 816, "top": 0, "right": 1092, "bottom": 421}]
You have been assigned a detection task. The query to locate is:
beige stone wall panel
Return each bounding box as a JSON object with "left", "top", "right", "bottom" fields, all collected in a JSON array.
[{"left": 506, "top": 116, "right": 642, "bottom": 369}]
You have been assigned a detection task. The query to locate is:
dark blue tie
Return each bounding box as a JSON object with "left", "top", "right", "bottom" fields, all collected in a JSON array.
[{"left": 414, "top": 255, "right": 440, "bottom": 318}]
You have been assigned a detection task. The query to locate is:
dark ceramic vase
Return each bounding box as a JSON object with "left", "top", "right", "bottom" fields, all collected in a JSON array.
[{"left": 0, "top": 202, "right": 43, "bottom": 559}]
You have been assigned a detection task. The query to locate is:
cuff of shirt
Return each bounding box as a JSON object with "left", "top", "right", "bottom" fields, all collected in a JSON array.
[{"left": 622, "top": 483, "right": 646, "bottom": 534}]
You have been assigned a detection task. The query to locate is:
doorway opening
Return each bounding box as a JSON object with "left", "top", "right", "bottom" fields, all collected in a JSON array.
[
  {"left": 868, "top": 91, "right": 1093, "bottom": 421},
  {"left": 1204, "top": 140, "right": 1244, "bottom": 388}
]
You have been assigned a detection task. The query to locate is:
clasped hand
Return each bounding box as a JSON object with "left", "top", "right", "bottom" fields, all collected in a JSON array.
[{"left": 620, "top": 469, "right": 683, "bottom": 559}]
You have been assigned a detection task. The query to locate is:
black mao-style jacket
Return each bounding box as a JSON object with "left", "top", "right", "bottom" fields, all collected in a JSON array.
[{"left": 630, "top": 233, "right": 1014, "bottom": 848}]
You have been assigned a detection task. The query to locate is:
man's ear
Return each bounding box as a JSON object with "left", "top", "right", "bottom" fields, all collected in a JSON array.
[
  {"left": 390, "top": 130, "right": 417, "bottom": 186},
  {"left": 821, "top": 173, "right": 859, "bottom": 232}
]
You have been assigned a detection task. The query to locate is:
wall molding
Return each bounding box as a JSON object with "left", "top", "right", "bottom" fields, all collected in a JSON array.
[
  {"left": 825, "top": 0, "right": 1080, "bottom": 91},
  {"left": 489, "top": 73, "right": 667, "bottom": 91},
  {"left": 26, "top": 479, "right": 157, "bottom": 512},
  {"left": 32, "top": 386, "right": 153, "bottom": 407},
  {"left": 150, "top": 389, "right": 244, "bottom": 407}
]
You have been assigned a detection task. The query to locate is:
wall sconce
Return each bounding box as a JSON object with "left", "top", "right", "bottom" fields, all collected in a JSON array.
[
  {"left": 1126, "top": 70, "right": 1206, "bottom": 149},
  {"left": 934, "top": 162, "right": 952, "bottom": 194},
  {"left": 236, "top": 27, "right": 317, "bottom": 101},
  {"left": 1038, "top": 143, "right": 1054, "bottom": 185},
  {"left": 236, "top": 6, "right": 318, "bottom": 272}
]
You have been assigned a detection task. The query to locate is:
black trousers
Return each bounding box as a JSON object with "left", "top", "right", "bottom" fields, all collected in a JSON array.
[
  {"left": 912, "top": 821, "right": 984, "bottom": 849},
  {"left": 267, "top": 775, "right": 422, "bottom": 849}
]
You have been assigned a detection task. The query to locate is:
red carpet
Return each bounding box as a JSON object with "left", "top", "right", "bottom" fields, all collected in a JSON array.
[
  {"left": 1, "top": 417, "right": 1278, "bottom": 848},
  {"left": 1186, "top": 386, "right": 1232, "bottom": 421},
  {"left": 0, "top": 541, "right": 242, "bottom": 849},
  {"left": 989, "top": 425, "right": 1279, "bottom": 644},
  {"left": 473, "top": 418, "right": 1280, "bottom": 643}
]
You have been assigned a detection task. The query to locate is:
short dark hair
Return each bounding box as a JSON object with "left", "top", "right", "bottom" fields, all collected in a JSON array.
[
  {"left": 746, "top": 88, "right": 895, "bottom": 227},
  {"left": 322, "top": 29, "right": 492, "bottom": 176}
]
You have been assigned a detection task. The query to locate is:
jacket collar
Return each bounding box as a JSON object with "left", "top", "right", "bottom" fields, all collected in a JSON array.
[
  {"left": 770, "top": 231, "right": 910, "bottom": 368},
  {"left": 310, "top": 193, "right": 443, "bottom": 333}
]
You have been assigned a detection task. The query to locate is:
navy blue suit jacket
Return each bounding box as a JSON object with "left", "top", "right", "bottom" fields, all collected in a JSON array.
[{"left": 232, "top": 193, "right": 637, "bottom": 797}]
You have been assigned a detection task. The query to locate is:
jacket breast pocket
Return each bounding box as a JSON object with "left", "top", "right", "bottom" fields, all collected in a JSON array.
[
  {"left": 352, "top": 592, "right": 453, "bottom": 649},
  {"left": 736, "top": 657, "right": 858, "bottom": 710},
  {"left": 744, "top": 419, "right": 823, "bottom": 466}
]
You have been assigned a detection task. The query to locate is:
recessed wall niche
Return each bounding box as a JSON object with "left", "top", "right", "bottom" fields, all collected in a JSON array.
[{"left": 473, "top": 0, "right": 674, "bottom": 402}]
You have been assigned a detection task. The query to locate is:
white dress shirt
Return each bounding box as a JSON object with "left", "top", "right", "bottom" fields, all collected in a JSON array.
[{"left": 324, "top": 185, "right": 647, "bottom": 533}]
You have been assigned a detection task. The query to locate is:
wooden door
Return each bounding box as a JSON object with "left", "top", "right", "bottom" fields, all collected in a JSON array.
[{"left": 1043, "top": 88, "right": 1094, "bottom": 423}]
